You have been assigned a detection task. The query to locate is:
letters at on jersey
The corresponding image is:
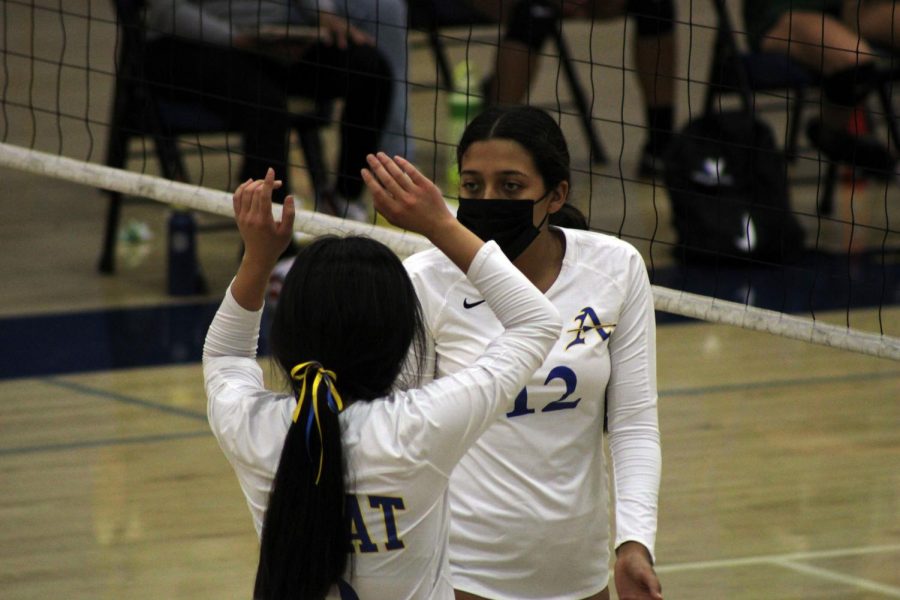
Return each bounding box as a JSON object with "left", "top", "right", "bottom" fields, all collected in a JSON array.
[{"left": 346, "top": 494, "right": 406, "bottom": 553}]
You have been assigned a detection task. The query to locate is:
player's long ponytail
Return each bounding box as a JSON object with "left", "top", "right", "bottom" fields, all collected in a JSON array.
[
  {"left": 253, "top": 360, "right": 346, "bottom": 600},
  {"left": 255, "top": 236, "right": 425, "bottom": 600}
]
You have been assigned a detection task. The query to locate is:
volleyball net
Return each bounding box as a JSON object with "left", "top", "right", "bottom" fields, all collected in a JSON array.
[{"left": 1, "top": 0, "right": 898, "bottom": 360}]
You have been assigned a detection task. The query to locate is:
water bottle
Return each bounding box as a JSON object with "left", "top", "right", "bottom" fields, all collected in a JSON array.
[
  {"left": 167, "top": 208, "right": 204, "bottom": 296},
  {"left": 446, "top": 61, "right": 483, "bottom": 192}
]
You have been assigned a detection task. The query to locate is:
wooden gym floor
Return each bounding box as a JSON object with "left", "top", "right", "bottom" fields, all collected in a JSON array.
[{"left": 1, "top": 1, "right": 898, "bottom": 598}]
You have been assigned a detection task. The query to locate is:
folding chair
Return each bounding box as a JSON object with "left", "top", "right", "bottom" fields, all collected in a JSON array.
[
  {"left": 703, "top": 0, "right": 900, "bottom": 215},
  {"left": 704, "top": 2, "right": 814, "bottom": 140},
  {"left": 101, "top": 0, "right": 329, "bottom": 294}
]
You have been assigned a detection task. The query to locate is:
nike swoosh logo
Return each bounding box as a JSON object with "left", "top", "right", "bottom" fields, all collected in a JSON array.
[{"left": 463, "top": 299, "right": 486, "bottom": 309}]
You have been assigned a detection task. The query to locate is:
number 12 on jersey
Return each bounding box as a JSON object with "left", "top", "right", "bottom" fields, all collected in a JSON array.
[{"left": 506, "top": 365, "right": 581, "bottom": 418}]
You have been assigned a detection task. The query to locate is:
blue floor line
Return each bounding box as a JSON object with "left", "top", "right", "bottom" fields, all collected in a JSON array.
[
  {"left": 1, "top": 369, "right": 894, "bottom": 458},
  {"left": 0, "top": 247, "right": 896, "bottom": 380},
  {"left": 0, "top": 429, "right": 209, "bottom": 457},
  {"left": 0, "top": 300, "right": 225, "bottom": 380},
  {"left": 45, "top": 377, "right": 207, "bottom": 422},
  {"left": 660, "top": 369, "right": 900, "bottom": 397}
]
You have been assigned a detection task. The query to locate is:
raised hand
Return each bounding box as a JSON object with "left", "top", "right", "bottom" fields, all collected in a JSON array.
[
  {"left": 230, "top": 168, "right": 295, "bottom": 310},
  {"left": 361, "top": 152, "right": 454, "bottom": 238},
  {"left": 233, "top": 167, "right": 295, "bottom": 268},
  {"left": 361, "top": 152, "right": 483, "bottom": 273}
]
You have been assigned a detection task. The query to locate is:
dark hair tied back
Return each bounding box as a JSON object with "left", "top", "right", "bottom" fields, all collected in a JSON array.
[
  {"left": 457, "top": 105, "right": 571, "bottom": 193},
  {"left": 255, "top": 236, "right": 426, "bottom": 599}
]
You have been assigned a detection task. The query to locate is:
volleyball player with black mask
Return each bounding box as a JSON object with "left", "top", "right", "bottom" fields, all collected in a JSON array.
[{"left": 404, "top": 105, "right": 662, "bottom": 600}]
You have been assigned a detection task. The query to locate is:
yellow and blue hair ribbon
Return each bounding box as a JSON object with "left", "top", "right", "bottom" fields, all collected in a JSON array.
[{"left": 290, "top": 361, "right": 345, "bottom": 485}]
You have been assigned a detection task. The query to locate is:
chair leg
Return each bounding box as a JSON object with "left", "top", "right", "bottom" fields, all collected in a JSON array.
[
  {"left": 427, "top": 27, "right": 454, "bottom": 90},
  {"left": 702, "top": 77, "right": 716, "bottom": 118},
  {"left": 98, "top": 191, "right": 122, "bottom": 274},
  {"left": 817, "top": 161, "right": 839, "bottom": 216},
  {"left": 298, "top": 127, "right": 328, "bottom": 204},
  {"left": 153, "top": 132, "right": 190, "bottom": 183},
  {"left": 150, "top": 132, "right": 207, "bottom": 296},
  {"left": 99, "top": 81, "right": 133, "bottom": 275},
  {"left": 552, "top": 29, "right": 606, "bottom": 164},
  {"left": 876, "top": 81, "right": 900, "bottom": 152},
  {"left": 785, "top": 89, "right": 805, "bottom": 162}
]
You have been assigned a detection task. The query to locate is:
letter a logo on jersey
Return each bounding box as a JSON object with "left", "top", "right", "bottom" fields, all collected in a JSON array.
[{"left": 565, "top": 307, "right": 616, "bottom": 350}]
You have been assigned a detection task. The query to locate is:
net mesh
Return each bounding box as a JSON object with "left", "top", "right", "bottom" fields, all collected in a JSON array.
[{"left": 1, "top": 0, "right": 898, "bottom": 359}]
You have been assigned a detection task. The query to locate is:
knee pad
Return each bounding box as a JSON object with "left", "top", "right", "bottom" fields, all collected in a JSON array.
[
  {"left": 504, "top": 0, "right": 560, "bottom": 51},
  {"left": 823, "top": 63, "right": 879, "bottom": 107},
  {"left": 627, "top": 0, "right": 675, "bottom": 36}
]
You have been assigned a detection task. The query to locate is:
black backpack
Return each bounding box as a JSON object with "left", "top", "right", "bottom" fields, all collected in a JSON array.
[{"left": 663, "top": 111, "right": 805, "bottom": 264}]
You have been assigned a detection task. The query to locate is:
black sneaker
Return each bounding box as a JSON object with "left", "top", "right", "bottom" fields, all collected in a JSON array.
[{"left": 806, "top": 118, "right": 897, "bottom": 179}]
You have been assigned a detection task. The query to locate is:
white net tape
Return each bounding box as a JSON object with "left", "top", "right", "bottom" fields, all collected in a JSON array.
[
  {"left": 0, "top": 142, "right": 430, "bottom": 258},
  {"left": 2, "top": 141, "right": 897, "bottom": 360}
]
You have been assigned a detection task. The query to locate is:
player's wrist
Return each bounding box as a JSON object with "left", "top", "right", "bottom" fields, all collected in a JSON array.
[
  {"left": 239, "top": 248, "right": 279, "bottom": 276},
  {"left": 615, "top": 541, "right": 653, "bottom": 564},
  {"left": 428, "top": 219, "right": 483, "bottom": 273},
  {"left": 419, "top": 214, "right": 457, "bottom": 245}
]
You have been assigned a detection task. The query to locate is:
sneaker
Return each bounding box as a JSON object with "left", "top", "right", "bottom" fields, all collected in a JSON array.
[
  {"left": 638, "top": 144, "right": 667, "bottom": 179},
  {"left": 806, "top": 118, "right": 897, "bottom": 179},
  {"left": 321, "top": 191, "right": 370, "bottom": 223}
]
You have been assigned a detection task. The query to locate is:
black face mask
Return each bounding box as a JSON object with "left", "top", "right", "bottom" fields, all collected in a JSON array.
[{"left": 456, "top": 193, "right": 551, "bottom": 261}]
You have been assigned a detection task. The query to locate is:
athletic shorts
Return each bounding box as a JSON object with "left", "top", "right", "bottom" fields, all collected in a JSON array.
[{"left": 743, "top": 0, "right": 844, "bottom": 51}]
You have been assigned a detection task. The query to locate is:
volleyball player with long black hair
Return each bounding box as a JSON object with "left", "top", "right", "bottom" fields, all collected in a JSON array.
[{"left": 203, "top": 163, "right": 560, "bottom": 599}]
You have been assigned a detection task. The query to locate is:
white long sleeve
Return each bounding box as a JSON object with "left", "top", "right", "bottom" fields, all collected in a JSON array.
[
  {"left": 386, "top": 241, "right": 562, "bottom": 475},
  {"left": 606, "top": 248, "right": 661, "bottom": 561}
]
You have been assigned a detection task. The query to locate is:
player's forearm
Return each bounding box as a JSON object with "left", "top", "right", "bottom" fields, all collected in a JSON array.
[
  {"left": 616, "top": 540, "right": 654, "bottom": 563},
  {"left": 231, "top": 255, "right": 277, "bottom": 312},
  {"left": 610, "top": 418, "right": 661, "bottom": 562},
  {"left": 426, "top": 218, "right": 483, "bottom": 275},
  {"left": 204, "top": 283, "right": 263, "bottom": 361}
]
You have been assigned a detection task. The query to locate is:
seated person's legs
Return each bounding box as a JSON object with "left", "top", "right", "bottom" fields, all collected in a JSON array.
[
  {"left": 287, "top": 42, "right": 393, "bottom": 220},
  {"left": 851, "top": 0, "right": 900, "bottom": 51},
  {"left": 426, "top": 1, "right": 569, "bottom": 108},
  {"left": 482, "top": 0, "right": 678, "bottom": 176},
  {"left": 412, "top": 1, "right": 536, "bottom": 117},
  {"left": 562, "top": 0, "right": 677, "bottom": 175},
  {"left": 623, "top": 0, "right": 677, "bottom": 175},
  {"left": 143, "top": 36, "right": 291, "bottom": 201},
  {"left": 342, "top": 0, "right": 412, "bottom": 158},
  {"left": 754, "top": 3, "right": 894, "bottom": 174},
  {"left": 488, "top": 0, "right": 559, "bottom": 105},
  {"left": 755, "top": 4, "right": 861, "bottom": 72}
]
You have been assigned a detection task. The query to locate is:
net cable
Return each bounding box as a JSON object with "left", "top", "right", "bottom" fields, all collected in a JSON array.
[{"left": 1, "top": 140, "right": 896, "bottom": 361}]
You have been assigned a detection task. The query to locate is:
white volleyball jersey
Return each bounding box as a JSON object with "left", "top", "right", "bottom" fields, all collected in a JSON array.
[
  {"left": 404, "top": 227, "right": 661, "bottom": 600},
  {"left": 204, "top": 242, "right": 561, "bottom": 600}
]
